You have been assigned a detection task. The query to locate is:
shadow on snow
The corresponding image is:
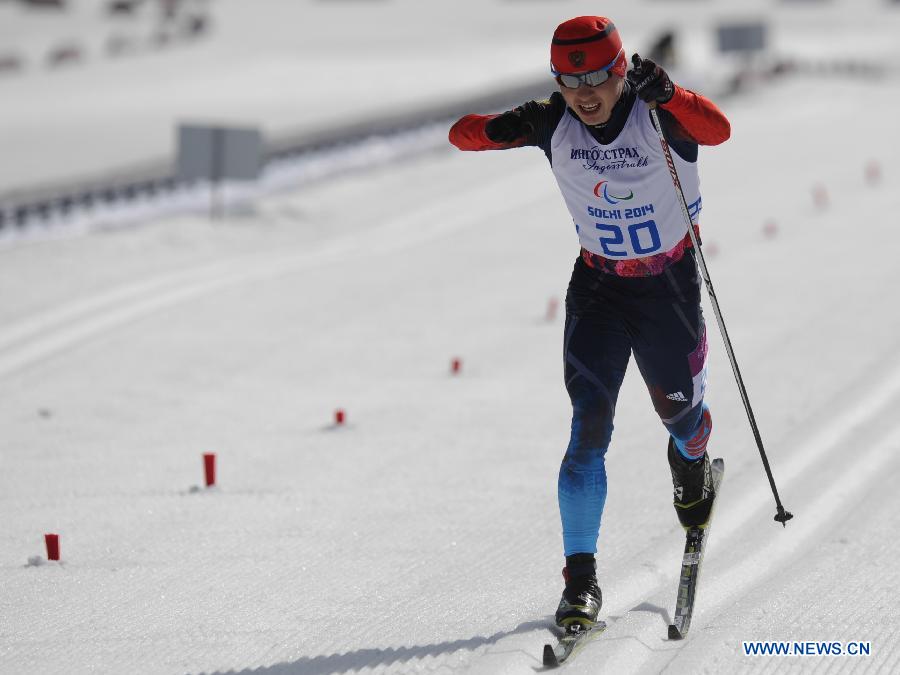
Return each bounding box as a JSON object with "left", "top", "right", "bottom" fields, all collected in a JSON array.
[{"left": 208, "top": 618, "right": 552, "bottom": 675}]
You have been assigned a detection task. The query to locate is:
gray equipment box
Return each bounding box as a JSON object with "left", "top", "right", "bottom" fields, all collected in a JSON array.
[
  {"left": 177, "top": 124, "right": 262, "bottom": 182},
  {"left": 716, "top": 21, "right": 768, "bottom": 53}
]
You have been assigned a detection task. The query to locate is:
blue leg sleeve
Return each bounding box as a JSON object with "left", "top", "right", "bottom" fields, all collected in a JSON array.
[{"left": 559, "top": 454, "right": 608, "bottom": 556}]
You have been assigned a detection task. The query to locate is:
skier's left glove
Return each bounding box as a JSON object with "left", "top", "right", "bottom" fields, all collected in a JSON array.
[
  {"left": 627, "top": 53, "right": 675, "bottom": 105},
  {"left": 484, "top": 112, "right": 532, "bottom": 143}
]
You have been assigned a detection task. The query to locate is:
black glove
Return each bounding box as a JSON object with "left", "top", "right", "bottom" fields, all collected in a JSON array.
[
  {"left": 627, "top": 53, "right": 675, "bottom": 105},
  {"left": 485, "top": 112, "right": 532, "bottom": 143}
]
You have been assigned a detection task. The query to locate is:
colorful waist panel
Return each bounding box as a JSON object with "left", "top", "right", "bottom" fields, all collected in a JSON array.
[{"left": 580, "top": 226, "right": 701, "bottom": 277}]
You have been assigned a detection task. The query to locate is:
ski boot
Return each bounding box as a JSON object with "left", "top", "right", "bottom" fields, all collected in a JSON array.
[
  {"left": 554, "top": 553, "right": 602, "bottom": 629},
  {"left": 668, "top": 437, "right": 716, "bottom": 528}
]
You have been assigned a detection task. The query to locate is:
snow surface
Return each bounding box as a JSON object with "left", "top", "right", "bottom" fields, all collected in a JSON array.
[{"left": 3, "top": 1, "right": 900, "bottom": 674}]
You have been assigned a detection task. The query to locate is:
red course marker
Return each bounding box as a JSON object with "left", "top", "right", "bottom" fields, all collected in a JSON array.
[
  {"left": 546, "top": 298, "right": 559, "bottom": 322},
  {"left": 451, "top": 358, "right": 462, "bottom": 375},
  {"left": 203, "top": 453, "right": 216, "bottom": 487},
  {"left": 45, "top": 533, "right": 60, "bottom": 561},
  {"left": 763, "top": 220, "right": 778, "bottom": 238},
  {"left": 813, "top": 184, "right": 829, "bottom": 209},
  {"left": 865, "top": 160, "right": 882, "bottom": 185},
  {"left": 335, "top": 409, "right": 346, "bottom": 426}
]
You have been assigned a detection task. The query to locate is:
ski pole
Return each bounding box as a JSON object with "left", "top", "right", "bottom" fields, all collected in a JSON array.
[{"left": 648, "top": 104, "right": 793, "bottom": 527}]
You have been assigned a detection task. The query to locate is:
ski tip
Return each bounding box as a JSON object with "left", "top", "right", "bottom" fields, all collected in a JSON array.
[
  {"left": 667, "top": 624, "right": 684, "bottom": 641},
  {"left": 542, "top": 643, "right": 559, "bottom": 668}
]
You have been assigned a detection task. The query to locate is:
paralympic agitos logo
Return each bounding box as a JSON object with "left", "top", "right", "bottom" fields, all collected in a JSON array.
[{"left": 594, "top": 180, "right": 634, "bottom": 205}]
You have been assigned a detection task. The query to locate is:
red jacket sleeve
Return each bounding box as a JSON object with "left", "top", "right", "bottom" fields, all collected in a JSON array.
[
  {"left": 660, "top": 86, "right": 731, "bottom": 146},
  {"left": 448, "top": 114, "right": 528, "bottom": 151}
]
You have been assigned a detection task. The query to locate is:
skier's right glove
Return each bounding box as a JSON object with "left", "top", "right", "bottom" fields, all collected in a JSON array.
[
  {"left": 627, "top": 53, "right": 675, "bottom": 105},
  {"left": 484, "top": 112, "right": 532, "bottom": 143}
]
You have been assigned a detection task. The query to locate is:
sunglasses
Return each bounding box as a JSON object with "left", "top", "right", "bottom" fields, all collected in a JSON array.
[
  {"left": 552, "top": 49, "right": 623, "bottom": 89},
  {"left": 554, "top": 68, "right": 612, "bottom": 89}
]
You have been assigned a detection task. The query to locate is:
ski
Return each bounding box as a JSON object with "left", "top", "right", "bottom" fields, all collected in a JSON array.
[
  {"left": 668, "top": 457, "right": 725, "bottom": 640},
  {"left": 542, "top": 621, "right": 607, "bottom": 668}
]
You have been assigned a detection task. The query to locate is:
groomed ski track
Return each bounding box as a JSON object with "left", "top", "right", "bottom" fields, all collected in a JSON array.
[{"left": 3, "top": 77, "right": 900, "bottom": 675}]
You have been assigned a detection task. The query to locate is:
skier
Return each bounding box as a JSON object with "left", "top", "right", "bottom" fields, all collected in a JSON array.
[{"left": 449, "top": 16, "right": 731, "bottom": 629}]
